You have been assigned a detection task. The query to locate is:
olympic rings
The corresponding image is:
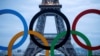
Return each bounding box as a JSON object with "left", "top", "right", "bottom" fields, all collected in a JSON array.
[
  {"left": 8, "top": 31, "right": 49, "bottom": 56},
  {"left": 0, "top": 8, "right": 100, "bottom": 56},
  {"left": 72, "top": 9, "right": 100, "bottom": 50},
  {"left": 0, "top": 9, "right": 28, "bottom": 50},
  {"left": 29, "top": 9, "right": 70, "bottom": 50},
  {"left": 50, "top": 30, "right": 92, "bottom": 56}
]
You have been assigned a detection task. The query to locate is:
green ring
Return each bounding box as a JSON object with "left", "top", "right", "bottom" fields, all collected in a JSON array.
[{"left": 50, "top": 30, "right": 92, "bottom": 56}]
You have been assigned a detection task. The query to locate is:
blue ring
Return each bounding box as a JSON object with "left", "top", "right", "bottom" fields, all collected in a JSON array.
[{"left": 0, "top": 9, "right": 28, "bottom": 50}]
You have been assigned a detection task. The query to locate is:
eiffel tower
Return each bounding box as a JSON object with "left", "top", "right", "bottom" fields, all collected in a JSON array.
[{"left": 24, "top": 0, "right": 77, "bottom": 56}]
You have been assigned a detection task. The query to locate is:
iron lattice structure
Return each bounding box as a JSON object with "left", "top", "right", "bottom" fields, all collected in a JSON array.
[{"left": 24, "top": 0, "right": 77, "bottom": 56}]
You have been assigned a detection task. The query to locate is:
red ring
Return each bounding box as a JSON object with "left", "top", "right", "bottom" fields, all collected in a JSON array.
[{"left": 72, "top": 9, "right": 100, "bottom": 50}]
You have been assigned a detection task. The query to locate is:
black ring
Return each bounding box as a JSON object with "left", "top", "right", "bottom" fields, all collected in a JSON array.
[{"left": 29, "top": 9, "right": 70, "bottom": 50}]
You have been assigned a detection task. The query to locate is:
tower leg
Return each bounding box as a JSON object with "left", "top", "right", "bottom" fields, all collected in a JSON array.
[
  {"left": 24, "top": 14, "right": 46, "bottom": 56},
  {"left": 55, "top": 15, "right": 77, "bottom": 56},
  {"left": 24, "top": 40, "right": 43, "bottom": 56}
]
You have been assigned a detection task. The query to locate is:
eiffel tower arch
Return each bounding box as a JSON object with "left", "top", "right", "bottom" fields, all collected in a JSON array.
[{"left": 24, "top": 0, "right": 77, "bottom": 56}]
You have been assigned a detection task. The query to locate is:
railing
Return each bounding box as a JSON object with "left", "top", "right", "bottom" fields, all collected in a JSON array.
[{"left": 43, "top": 33, "right": 57, "bottom": 38}]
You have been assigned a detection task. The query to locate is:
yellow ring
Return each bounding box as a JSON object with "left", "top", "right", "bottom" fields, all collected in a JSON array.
[{"left": 8, "top": 31, "right": 49, "bottom": 56}]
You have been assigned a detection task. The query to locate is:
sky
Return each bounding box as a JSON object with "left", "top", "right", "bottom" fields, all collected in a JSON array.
[{"left": 0, "top": 0, "right": 100, "bottom": 51}]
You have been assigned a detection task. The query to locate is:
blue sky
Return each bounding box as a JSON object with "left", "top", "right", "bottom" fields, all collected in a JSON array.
[{"left": 0, "top": 0, "right": 100, "bottom": 51}]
